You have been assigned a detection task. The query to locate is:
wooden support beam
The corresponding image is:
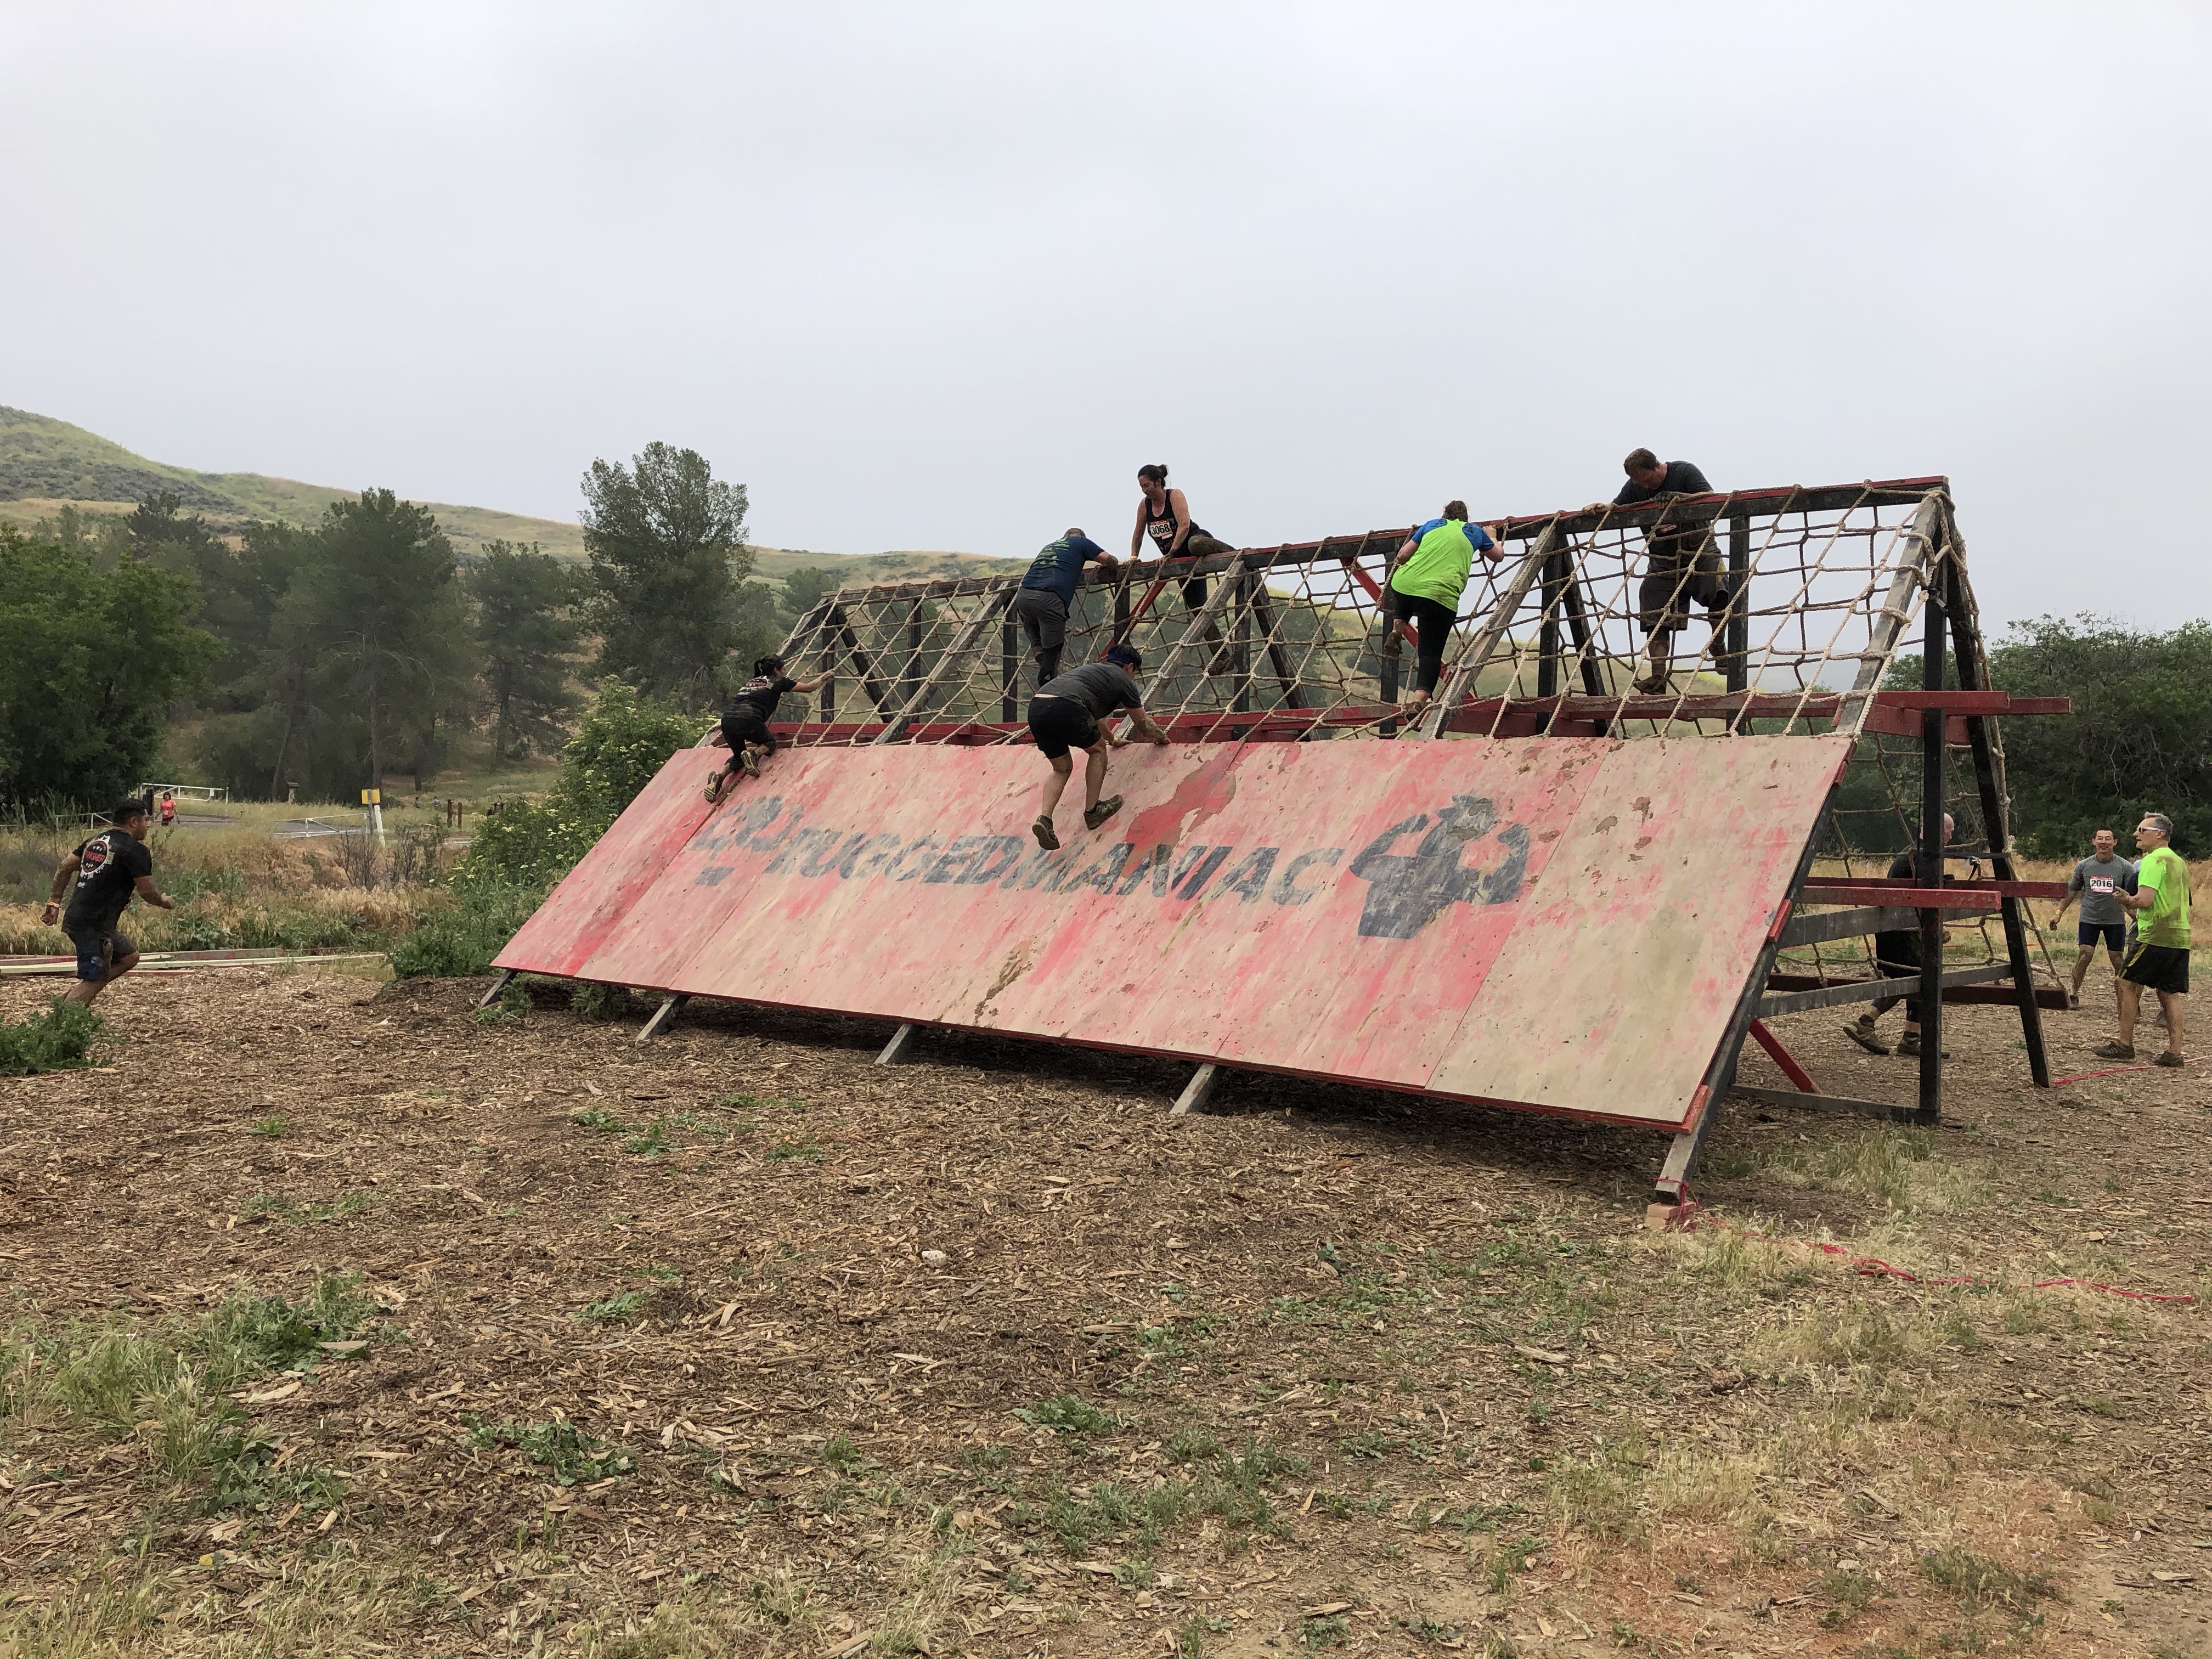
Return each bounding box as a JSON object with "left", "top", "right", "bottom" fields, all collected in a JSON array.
[
  {"left": 636, "top": 993, "right": 689, "bottom": 1043},
  {"left": 1245, "top": 579, "right": 1306, "bottom": 710},
  {"left": 1757, "top": 964, "right": 2016, "bottom": 1017},
  {"left": 1170, "top": 1064, "right": 1222, "bottom": 1116},
  {"left": 1778, "top": 905, "right": 1990, "bottom": 947},
  {"left": 475, "top": 969, "right": 516, "bottom": 1009},
  {"left": 1745, "top": 1019, "right": 1817, "bottom": 1092},
  {"left": 830, "top": 606, "right": 895, "bottom": 715},
  {"left": 876, "top": 1023, "right": 919, "bottom": 1066},
  {"left": 1731, "top": 1084, "right": 1939, "bottom": 1127},
  {"left": 1797, "top": 881, "right": 2067, "bottom": 905}
]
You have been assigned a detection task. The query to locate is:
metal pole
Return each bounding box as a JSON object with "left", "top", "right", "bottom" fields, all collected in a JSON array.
[{"left": 1918, "top": 569, "right": 1946, "bottom": 1121}]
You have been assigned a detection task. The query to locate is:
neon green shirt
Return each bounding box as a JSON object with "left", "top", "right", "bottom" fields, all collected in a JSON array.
[
  {"left": 2135, "top": 844, "right": 2191, "bottom": 949},
  {"left": 1389, "top": 517, "right": 1494, "bottom": 608}
]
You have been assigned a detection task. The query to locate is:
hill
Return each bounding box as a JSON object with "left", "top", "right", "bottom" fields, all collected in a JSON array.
[{"left": 0, "top": 404, "right": 1022, "bottom": 589}]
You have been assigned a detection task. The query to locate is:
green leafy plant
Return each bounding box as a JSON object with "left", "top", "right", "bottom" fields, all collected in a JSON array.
[
  {"left": 0, "top": 997, "right": 107, "bottom": 1076},
  {"left": 247, "top": 1113, "right": 287, "bottom": 1138},
  {"left": 577, "top": 1290, "right": 651, "bottom": 1324},
  {"left": 464, "top": 1417, "right": 634, "bottom": 1486}
]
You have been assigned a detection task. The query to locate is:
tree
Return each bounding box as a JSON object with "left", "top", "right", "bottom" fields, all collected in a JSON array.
[
  {"left": 780, "top": 565, "right": 843, "bottom": 629},
  {"left": 579, "top": 443, "right": 758, "bottom": 710},
  {"left": 0, "top": 527, "right": 219, "bottom": 810},
  {"left": 1987, "top": 615, "right": 2212, "bottom": 856},
  {"left": 267, "top": 491, "right": 475, "bottom": 797},
  {"left": 466, "top": 540, "right": 582, "bottom": 757}
]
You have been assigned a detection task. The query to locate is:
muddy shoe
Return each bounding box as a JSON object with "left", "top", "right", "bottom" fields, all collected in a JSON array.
[
  {"left": 1379, "top": 630, "right": 1403, "bottom": 658},
  {"left": 740, "top": 748, "right": 762, "bottom": 779},
  {"left": 2091, "top": 1040, "right": 2136, "bottom": 1060},
  {"left": 1083, "top": 795, "right": 1124, "bottom": 832},
  {"left": 1031, "top": 814, "right": 1059, "bottom": 851},
  {"left": 1841, "top": 1017, "right": 1890, "bottom": 1056},
  {"left": 703, "top": 768, "right": 726, "bottom": 803},
  {"left": 1894, "top": 1034, "right": 1950, "bottom": 1059},
  {"left": 1632, "top": 673, "right": 1671, "bottom": 696},
  {"left": 2154, "top": 1051, "right": 2186, "bottom": 1068}
]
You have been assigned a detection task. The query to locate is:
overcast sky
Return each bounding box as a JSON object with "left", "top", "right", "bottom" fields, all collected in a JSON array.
[{"left": 9, "top": 3, "right": 2208, "bottom": 630}]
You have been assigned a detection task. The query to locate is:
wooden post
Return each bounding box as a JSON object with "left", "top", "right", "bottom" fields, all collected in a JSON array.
[
  {"left": 1940, "top": 510, "right": 2051, "bottom": 1087},
  {"left": 1536, "top": 551, "right": 1564, "bottom": 703},
  {"left": 1001, "top": 614, "right": 1018, "bottom": 721},
  {"left": 475, "top": 968, "right": 516, "bottom": 1009},
  {"left": 636, "top": 993, "right": 689, "bottom": 1043},
  {"left": 1246, "top": 581, "right": 1306, "bottom": 710},
  {"left": 1232, "top": 573, "right": 1254, "bottom": 715},
  {"left": 1917, "top": 568, "right": 1946, "bottom": 1122},
  {"left": 1114, "top": 569, "right": 1131, "bottom": 646},
  {"left": 831, "top": 607, "right": 895, "bottom": 716},
  {"left": 1170, "top": 1064, "right": 1222, "bottom": 1116},
  {"left": 876, "top": 1023, "right": 919, "bottom": 1066},
  {"left": 1725, "top": 514, "right": 1750, "bottom": 695}
]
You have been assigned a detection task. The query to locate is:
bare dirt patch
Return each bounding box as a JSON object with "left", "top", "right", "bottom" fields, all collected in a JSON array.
[{"left": 2, "top": 969, "right": 2208, "bottom": 1657}]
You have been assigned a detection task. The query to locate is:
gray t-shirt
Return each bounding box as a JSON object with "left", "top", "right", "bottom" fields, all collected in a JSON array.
[
  {"left": 1038, "top": 662, "right": 1144, "bottom": 719},
  {"left": 2069, "top": 854, "right": 2135, "bottom": 926}
]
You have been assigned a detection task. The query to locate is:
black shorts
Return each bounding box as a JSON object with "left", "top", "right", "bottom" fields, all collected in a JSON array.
[
  {"left": 1027, "top": 696, "right": 1101, "bottom": 760},
  {"left": 63, "top": 925, "right": 135, "bottom": 983},
  {"left": 2121, "top": 941, "right": 2190, "bottom": 996},
  {"left": 1012, "top": 587, "right": 1068, "bottom": 652},
  {"left": 1637, "top": 550, "right": 1724, "bottom": 633},
  {"left": 2078, "top": 921, "right": 2125, "bottom": 951},
  {"left": 721, "top": 710, "right": 775, "bottom": 754}
]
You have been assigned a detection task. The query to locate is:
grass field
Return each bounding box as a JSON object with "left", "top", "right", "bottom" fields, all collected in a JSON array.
[{"left": 1, "top": 962, "right": 2208, "bottom": 1657}]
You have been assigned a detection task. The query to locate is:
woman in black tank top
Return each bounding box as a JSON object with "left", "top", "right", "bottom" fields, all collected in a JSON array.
[{"left": 1130, "top": 465, "right": 1237, "bottom": 653}]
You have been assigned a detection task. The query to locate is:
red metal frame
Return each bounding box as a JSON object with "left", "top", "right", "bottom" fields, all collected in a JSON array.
[{"left": 1746, "top": 1019, "right": 1818, "bottom": 1092}]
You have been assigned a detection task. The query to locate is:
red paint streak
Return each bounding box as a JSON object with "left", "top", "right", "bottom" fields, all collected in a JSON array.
[{"left": 1122, "top": 749, "right": 1240, "bottom": 851}]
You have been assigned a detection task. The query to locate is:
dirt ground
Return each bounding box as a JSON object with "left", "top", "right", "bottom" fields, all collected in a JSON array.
[{"left": 2, "top": 965, "right": 2208, "bottom": 1658}]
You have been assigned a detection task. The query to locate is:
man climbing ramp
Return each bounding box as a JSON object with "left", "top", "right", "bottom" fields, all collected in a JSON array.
[
  {"left": 1027, "top": 642, "right": 1170, "bottom": 849},
  {"left": 1012, "top": 527, "right": 1117, "bottom": 688},
  {"left": 1383, "top": 500, "right": 1501, "bottom": 717},
  {"left": 707, "top": 655, "right": 828, "bottom": 802}
]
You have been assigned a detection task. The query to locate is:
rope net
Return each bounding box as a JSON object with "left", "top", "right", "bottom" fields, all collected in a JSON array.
[{"left": 761, "top": 477, "right": 2060, "bottom": 999}]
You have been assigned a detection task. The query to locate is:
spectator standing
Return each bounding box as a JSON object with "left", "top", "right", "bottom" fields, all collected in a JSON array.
[
  {"left": 2049, "top": 829, "right": 2134, "bottom": 1009},
  {"left": 2095, "top": 813, "right": 2190, "bottom": 1065}
]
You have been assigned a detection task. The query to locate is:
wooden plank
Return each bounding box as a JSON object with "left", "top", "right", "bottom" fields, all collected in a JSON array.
[
  {"left": 876, "top": 1024, "right": 919, "bottom": 1066},
  {"left": 635, "top": 992, "right": 688, "bottom": 1043},
  {"left": 1731, "top": 1084, "right": 1938, "bottom": 1127},
  {"left": 1798, "top": 881, "right": 2067, "bottom": 905},
  {"left": 498, "top": 732, "right": 1853, "bottom": 1132},
  {"left": 1777, "top": 905, "right": 1985, "bottom": 946},
  {"left": 1757, "top": 964, "right": 2016, "bottom": 1017},
  {"left": 1169, "top": 1064, "right": 1222, "bottom": 1116}
]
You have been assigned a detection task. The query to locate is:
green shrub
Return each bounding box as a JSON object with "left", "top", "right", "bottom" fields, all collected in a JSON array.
[
  {"left": 390, "top": 879, "right": 544, "bottom": 978},
  {"left": 0, "top": 998, "right": 106, "bottom": 1076}
]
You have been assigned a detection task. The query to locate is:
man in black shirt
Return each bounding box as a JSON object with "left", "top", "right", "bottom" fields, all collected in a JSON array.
[
  {"left": 1605, "top": 448, "right": 1724, "bottom": 695},
  {"left": 707, "top": 653, "right": 829, "bottom": 802},
  {"left": 41, "top": 801, "right": 176, "bottom": 1006},
  {"left": 1841, "top": 814, "right": 1953, "bottom": 1059},
  {"left": 1026, "top": 643, "right": 1170, "bottom": 849}
]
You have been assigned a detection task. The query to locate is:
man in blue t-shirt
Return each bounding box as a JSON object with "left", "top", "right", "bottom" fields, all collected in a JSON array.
[{"left": 1011, "top": 528, "right": 1117, "bottom": 689}]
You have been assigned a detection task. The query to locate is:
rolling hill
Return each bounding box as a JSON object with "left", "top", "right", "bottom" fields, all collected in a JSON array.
[{"left": 0, "top": 404, "right": 1023, "bottom": 588}]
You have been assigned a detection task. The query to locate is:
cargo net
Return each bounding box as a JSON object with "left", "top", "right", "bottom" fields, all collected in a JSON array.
[
  {"left": 776, "top": 479, "right": 1946, "bottom": 744},
  {"left": 766, "top": 477, "right": 2059, "bottom": 1000}
]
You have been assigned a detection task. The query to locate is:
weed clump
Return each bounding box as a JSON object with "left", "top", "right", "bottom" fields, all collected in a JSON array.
[
  {"left": 0, "top": 997, "right": 106, "bottom": 1076},
  {"left": 464, "top": 1417, "right": 635, "bottom": 1486}
]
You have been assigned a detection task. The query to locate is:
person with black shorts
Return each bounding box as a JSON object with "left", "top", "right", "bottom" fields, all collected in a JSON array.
[
  {"left": 1603, "top": 449, "right": 1726, "bottom": 695},
  {"left": 1131, "top": 465, "right": 1238, "bottom": 672},
  {"left": 1026, "top": 643, "right": 1170, "bottom": 849},
  {"left": 1841, "top": 814, "right": 1953, "bottom": 1059},
  {"left": 707, "top": 654, "right": 828, "bottom": 802},
  {"left": 2095, "top": 811, "right": 2190, "bottom": 1065},
  {"left": 41, "top": 800, "right": 176, "bottom": 1007},
  {"left": 2050, "top": 828, "right": 2135, "bottom": 1009},
  {"left": 1013, "top": 527, "right": 1118, "bottom": 688}
]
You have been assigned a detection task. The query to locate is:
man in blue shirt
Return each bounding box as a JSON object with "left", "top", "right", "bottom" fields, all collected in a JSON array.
[{"left": 1012, "top": 528, "right": 1117, "bottom": 689}]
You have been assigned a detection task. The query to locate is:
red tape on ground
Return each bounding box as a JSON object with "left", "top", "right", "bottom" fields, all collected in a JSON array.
[{"left": 1663, "top": 1191, "right": 2196, "bottom": 1305}]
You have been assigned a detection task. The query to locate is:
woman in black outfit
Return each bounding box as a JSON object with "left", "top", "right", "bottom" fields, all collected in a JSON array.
[{"left": 1130, "top": 464, "right": 1235, "bottom": 666}]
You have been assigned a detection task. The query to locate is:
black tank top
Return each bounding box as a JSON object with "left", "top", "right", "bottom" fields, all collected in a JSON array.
[{"left": 1144, "top": 492, "right": 1208, "bottom": 552}]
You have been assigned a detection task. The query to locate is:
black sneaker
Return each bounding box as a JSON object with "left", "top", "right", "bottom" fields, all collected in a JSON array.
[
  {"left": 1083, "top": 795, "right": 1124, "bottom": 832},
  {"left": 1031, "top": 814, "right": 1059, "bottom": 850}
]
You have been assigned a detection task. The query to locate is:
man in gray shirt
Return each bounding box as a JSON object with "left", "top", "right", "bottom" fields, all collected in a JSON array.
[
  {"left": 2051, "top": 828, "right": 2135, "bottom": 1010},
  {"left": 1025, "top": 642, "right": 1170, "bottom": 849}
]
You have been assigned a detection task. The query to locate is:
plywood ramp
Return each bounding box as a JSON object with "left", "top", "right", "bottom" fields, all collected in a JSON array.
[{"left": 496, "top": 735, "right": 1851, "bottom": 1130}]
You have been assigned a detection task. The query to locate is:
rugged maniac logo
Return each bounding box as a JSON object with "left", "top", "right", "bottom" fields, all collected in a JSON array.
[{"left": 692, "top": 792, "right": 1530, "bottom": 938}]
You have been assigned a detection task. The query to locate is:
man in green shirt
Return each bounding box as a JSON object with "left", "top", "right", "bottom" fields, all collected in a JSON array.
[{"left": 2094, "top": 812, "right": 2190, "bottom": 1065}]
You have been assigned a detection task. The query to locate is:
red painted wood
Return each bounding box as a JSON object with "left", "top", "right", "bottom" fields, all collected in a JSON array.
[
  {"left": 1747, "top": 1019, "right": 1818, "bottom": 1092},
  {"left": 499, "top": 735, "right": 1852, "bottom": 1130}
]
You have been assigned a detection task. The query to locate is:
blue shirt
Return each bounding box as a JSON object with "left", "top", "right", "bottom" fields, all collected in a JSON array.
[{"left": 1020, "top": 534, "right": 1108, "bottom": 605}]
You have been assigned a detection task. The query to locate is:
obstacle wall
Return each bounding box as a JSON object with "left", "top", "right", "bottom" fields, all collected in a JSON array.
[{"left": 496, "top": 733, "right": 1852, "bottom": 1129}]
